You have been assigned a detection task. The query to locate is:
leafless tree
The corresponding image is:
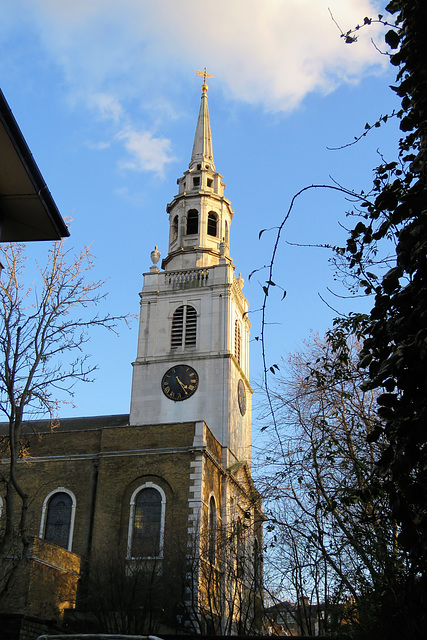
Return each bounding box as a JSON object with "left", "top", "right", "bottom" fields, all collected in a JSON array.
[
  {"left": 74, "top": 521, "right": 263, "bottom": 637},
  {"left": 257, "top": 328, "right": 408, "bottom": 635},
  {"left": 78, "top": 555, "right": 176, "bottom": 635},
  {"left": 0, "top": 240, "right": 128, "bottom": 576},
  {"left": 182, "top": 517, "right": 263, "bottom": 635}
]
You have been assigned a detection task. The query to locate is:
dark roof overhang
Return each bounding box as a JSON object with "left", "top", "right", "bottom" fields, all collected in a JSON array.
[{"left": 0, "top": 88, "right": 69, "bottom": 242}]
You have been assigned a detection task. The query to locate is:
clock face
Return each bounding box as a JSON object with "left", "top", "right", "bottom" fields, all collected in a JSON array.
[
  {"left": 161, "top": 365, "right": 199, "bottom": 401},
  {"left": 238, "top": 379, "right": 246, "bottom": 416}
]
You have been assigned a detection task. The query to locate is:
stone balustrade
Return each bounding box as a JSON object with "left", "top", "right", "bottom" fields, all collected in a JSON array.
[{"left": 165, "top": 269, "right": 210, "bottom": 289}]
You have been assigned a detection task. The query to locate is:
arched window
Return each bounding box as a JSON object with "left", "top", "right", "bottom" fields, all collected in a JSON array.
[
  {"left": 208, "top": 495, "right": 217, "bottom": 564},
  {"left": 235, "top": 319, "right": 241, "bottom": 365},
  {"left": 128, "top": 484, "right": 166, "bottom": 558},
  {"left": 40, "top": 489, "right": 76, "bottom": 551},
  {"left": 207, "top": 212, "right": 218, "bottom": 237},
  {"left": 236, "top": 518, "right": 245, "bottom": 578},
  {"left": 253, "top": 537, "right": 261, "bottom": 591},
  {"left": 171, "top": 305, "right": 197, "bottom": 349},
  {"left": 186, "top": 209, "right": 199, "bottom": 235},
  {"left": 171, "top": 215, "right": 179, "bottom": 243}
]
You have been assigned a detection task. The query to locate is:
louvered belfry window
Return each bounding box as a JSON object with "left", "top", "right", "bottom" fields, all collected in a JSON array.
[
  {"left": 171, "top": 306, "right": 184, "bottom": 348},
  {"left": 171, "top": 305, "right": 197, "bottom": 349}
]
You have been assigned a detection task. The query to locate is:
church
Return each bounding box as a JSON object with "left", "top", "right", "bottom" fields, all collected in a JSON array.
[{"left": 0, "top": 74, "right": 263, "bottom": 637}]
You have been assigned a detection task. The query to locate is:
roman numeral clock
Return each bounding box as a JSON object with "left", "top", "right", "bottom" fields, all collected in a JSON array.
[{"left": 161, "top": 365, "right": 199, "bottom": 401}]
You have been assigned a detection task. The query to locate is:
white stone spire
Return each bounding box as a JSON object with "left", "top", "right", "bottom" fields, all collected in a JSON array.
[
  {"left": 162, "top": 70, "right": 234, "bottom": 271},
  {"left": 190, "top": 70, "right": 215, "bottom": 171}
]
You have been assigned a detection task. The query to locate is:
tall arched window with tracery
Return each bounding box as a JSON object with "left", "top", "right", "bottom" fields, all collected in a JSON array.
[
  {"left": 208, "top": 495, "right": 217, "bottom": 564},
  {"left": 128, "top": 484, "right": 166, "bottom": 559},
  {"left": 40, "top": 489, "right": 76, "bottom": 551},
  {"left": 171, "top": 305, "right": 197, "bottom": 349},
  {"left": 234, "top": 319, "right": 241, "bottom": 365}
]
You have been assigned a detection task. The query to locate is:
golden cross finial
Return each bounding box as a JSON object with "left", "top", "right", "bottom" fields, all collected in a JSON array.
[{"left": 196, "top": 67, "right": 214, "bottom": 93}]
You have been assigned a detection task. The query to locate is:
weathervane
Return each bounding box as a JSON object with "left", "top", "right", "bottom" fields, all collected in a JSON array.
[{"left": 196, "top": 67, "right": 214, "bottom": 93}]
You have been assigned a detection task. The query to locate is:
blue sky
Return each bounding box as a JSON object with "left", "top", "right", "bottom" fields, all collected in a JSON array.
[{"left": 0, "top": 0, "right": 400, "bottom": 422}]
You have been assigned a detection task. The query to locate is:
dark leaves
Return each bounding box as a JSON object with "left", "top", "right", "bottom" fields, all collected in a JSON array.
[{"left": 385, "top": 28, "right": 400, "bottom": 49}]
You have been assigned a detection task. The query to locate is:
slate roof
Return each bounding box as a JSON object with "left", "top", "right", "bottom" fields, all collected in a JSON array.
[{"left": 0, "top": 413, "right": 130, "bottom": 434}]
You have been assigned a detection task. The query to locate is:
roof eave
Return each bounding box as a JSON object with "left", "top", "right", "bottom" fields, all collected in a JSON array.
[{"left": 0, "top": 88, "right": 69, "bottom": 242}]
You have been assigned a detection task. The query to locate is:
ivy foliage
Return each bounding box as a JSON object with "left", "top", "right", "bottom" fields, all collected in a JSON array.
[{"left": 342, "top": 0, "right": 427, "bottom": 574}]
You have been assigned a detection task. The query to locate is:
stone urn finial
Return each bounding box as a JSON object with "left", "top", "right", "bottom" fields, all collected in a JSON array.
[{"left": 150, "top": 246, "right": 161, "bottom": 272}]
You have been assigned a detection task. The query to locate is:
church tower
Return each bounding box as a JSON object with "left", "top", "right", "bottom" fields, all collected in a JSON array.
[
  {"left": 130, "top": 74, "right": 252, "bottom": 463},
  {"left": 0, "top": 74, "right": 263, "bottom": 635}
]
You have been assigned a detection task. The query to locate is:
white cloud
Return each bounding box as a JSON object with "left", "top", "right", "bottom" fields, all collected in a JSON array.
[
  {"left": 85, "top": 140, "right": 111, "bottom": 151},
  {"left": 87, "top": 92, "right": 124, "bottom": 123},
  {"left": 16, "top": 1, "right": 387, "bottom": 110},
  {"left": 116, "top": 127, "right": 176, "bottom": 176},
  {"left": 7, "top": 0, "right": 387, "bottom": 169}
]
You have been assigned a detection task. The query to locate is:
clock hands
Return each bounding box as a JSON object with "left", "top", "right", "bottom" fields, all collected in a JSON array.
[
  {"left": 162, "top": 365, "right": 199, "bottom": 401},
  {"left": 176, "top": 376, "right": 188, "bottom": 391}
]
